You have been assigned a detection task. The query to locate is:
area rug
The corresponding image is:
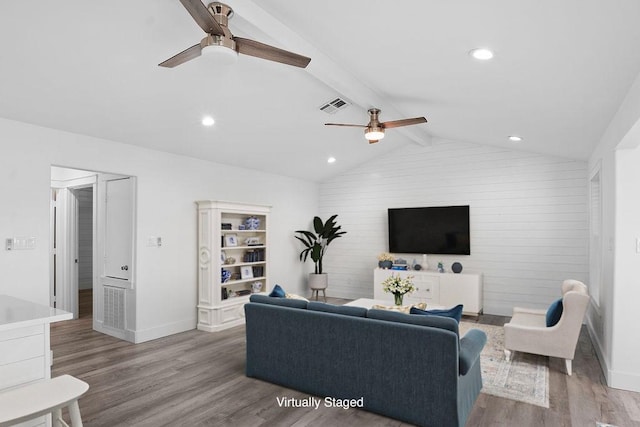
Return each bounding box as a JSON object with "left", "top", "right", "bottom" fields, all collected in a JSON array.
[{"left": 459, "top": 321, "right": 549, "bottom": 408}]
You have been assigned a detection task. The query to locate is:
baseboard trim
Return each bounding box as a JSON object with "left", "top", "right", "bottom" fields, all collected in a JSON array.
[
  {"left": 585, "top": 317, "right": 610, "bottom": 381},
  {"left": 608, "top": 369, "right": 640, "bottom": 392},
  {"left": 93, "top": 320, "right": 136, "bottom": 343},
  {"left": 133, "top": 318, "right": 196, "bottom": 344}
]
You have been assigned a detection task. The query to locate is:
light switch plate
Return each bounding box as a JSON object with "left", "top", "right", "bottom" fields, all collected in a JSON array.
[{"left": 5, "top": 237, "right": 35, "bottom": 250}]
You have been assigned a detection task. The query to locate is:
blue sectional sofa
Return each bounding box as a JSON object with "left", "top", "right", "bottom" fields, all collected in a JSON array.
[{"left": 244, "top": 295, "right": 487, "bottom": 427}]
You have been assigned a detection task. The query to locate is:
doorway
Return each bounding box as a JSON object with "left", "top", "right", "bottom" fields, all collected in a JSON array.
[
  {"left": 51, "top": 166, "right": 137, "bottom": 342},
  {"left": 77, "top": 187, "right": 94, "bottom": 319}
]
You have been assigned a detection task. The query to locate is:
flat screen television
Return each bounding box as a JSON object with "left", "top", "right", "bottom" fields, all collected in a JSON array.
[{"left": 388, "top": 205, "right": 470, "bottom": 255}]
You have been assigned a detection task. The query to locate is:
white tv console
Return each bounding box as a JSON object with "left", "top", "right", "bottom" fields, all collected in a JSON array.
[{"left": 373, "top": 268, "right": 483, "bottom": 316}]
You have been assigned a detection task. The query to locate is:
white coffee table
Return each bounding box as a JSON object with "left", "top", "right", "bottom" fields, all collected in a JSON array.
[{"left": 344, "top": 298, "right": 445, "bottom": 311}]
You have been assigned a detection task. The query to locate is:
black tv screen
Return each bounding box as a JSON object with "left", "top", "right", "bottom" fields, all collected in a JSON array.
[{"left": 388, "top": 206, "right": 470, "bottom": 255}]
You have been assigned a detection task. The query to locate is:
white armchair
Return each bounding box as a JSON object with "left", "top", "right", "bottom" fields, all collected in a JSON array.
[{"left": 503, "top": 279, "right": 589, "bottom": 375}]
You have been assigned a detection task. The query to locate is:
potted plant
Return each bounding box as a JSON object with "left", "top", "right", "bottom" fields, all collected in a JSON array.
[
  {"left": 377, "top": 252, "right": 394, "bottom": 269},
  {"left": 295, "top": 215, "right": 346, "bottom": 292}
]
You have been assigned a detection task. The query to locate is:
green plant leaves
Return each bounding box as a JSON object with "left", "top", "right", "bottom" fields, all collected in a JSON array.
[{"left": 295, "top": 214, "right": 347, "bottom": 274}]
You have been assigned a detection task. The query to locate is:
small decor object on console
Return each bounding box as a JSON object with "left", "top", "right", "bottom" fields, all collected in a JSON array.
[
  {"left": 392, "top": 258, "right": 408, "bottom": 270},
  {"left": 437, "top": 262, "right": 445, "bottom": 273},
  {"left": 451, "top": 262, "right": 463, "bottom": 274},
  {"left": 381, "top": 273, "right": 416, "bottom": 306},
  {"left": 377, "top": 252, "right": 394, "bottom": 269}
]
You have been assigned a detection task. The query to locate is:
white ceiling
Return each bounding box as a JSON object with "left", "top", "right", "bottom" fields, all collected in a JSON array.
[{"left": 2, "top": 1, "right": 640, "bottom": 181}]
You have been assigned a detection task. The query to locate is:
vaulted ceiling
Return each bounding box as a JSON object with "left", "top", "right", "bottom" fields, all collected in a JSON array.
[{"left": 2, "top": 1, "right": 640, "bottom": 181}]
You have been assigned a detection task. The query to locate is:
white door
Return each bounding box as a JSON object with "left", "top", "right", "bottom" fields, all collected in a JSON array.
[
  {"left": 53, "top": 187, "right": 80, "bottom": 318},
  {"left": 96, "top": 174, "right": 136, "bottom": 341},
  {"left": 104, "top": 178, "right": 133, "bottom": 282}
]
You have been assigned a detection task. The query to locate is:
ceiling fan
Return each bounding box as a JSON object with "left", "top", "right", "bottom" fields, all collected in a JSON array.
[
  {"left": 325, "top": 108, "right": 427, "bottom": 144},
  {"left": 159, "top": 1, "right": 311, "bottom": 68}
]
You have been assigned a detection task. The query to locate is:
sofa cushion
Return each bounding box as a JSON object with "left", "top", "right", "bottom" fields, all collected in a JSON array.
[
  {"left": 249, "top": 294, "right": 308, "bottom": 309},
  {"left": 268, "top": 284, "right": 286, "bottom": 298},
  {"left": 545, "top": 298, "right": 563, "bottom": 327},
  {"left": 307, "top": 301, "right": 367, "bottom": 317},
  {"left": 366, "top": 308, "right": 459, "bottom": 335},
  {"left": 410, "top": 304, "right": 464, "bottom": 323},
  {"left": 285, "top": 293, "right": 310, "bottom": 302}
]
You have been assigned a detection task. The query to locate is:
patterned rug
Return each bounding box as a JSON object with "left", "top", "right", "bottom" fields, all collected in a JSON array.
[{"left": 459, "top": 321, "right": 549, "bottom": 408}]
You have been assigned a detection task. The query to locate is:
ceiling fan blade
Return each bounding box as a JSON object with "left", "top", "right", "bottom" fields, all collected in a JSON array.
[
  {"left": 158, "top": 44, "right": 202, "bottom": 68},
  {"left": 235, "top": 37, "right": 311, "bottom": 68},
  {"left": 381, "top": 117, "right": 427, "bottom": 129},
  {"left": 324, "top": 123, "right": 367, "bottom": 128},
  {"left": 179, "top": 0, "right": 224, "bottom": 35},
  {"left": 368, "top": 140, "right": 380, "bottom": 144}
]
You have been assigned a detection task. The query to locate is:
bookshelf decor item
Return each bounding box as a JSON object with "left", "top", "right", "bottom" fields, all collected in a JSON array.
[
  {"left": 224, "top": 234, "right": 238, "bottom": 247},
  {"left": 240, "top": 266, "right": 254, "bottom": 279},
  {"left": 196, "top": 200, "right": 271, "bottom": 332}
]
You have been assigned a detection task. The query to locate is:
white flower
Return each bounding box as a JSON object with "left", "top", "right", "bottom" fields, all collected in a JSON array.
[
  {"left": 382, "top": 274, "right": 416, "bottom": 295},
  {"left": 377, "top": 252, "right": 394, "bottom": 262}
]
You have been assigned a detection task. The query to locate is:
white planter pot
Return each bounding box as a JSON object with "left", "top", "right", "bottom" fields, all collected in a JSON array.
[{"left": 308, "top": 273, "right": 328, "bottom": 290}]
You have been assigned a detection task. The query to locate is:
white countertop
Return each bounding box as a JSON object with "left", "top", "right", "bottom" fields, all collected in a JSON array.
[{"left": 0, "top": 295, "right": 72, "bottom": 332}]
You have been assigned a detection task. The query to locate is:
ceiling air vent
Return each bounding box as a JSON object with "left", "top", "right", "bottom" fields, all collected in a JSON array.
[{"left": 319, "top": 97, "right": 350, "bottom": 114}]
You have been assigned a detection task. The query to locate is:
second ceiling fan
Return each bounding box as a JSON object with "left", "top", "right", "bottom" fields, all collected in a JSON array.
[
  {"left": 325, "top": 108, "right": 427, "bottom": 144},
  {"left": 159, "top": 1, "right": 311, "bottom": 69}
]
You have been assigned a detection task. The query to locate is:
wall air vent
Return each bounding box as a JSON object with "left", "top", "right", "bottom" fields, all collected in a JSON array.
[
  {"left": 319, "top": 97, "right": 350, "bottom": 114},
  {"left": 103, "top": 286, "right": 125, "bottom": 330}
]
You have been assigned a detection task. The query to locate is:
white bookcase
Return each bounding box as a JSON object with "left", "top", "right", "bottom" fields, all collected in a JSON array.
[
  {"left": 196, "top": 201, "right": 270, "bottom": 332},
  {"left": 373, "top": 268, "right": 483, "bottom": 315}
]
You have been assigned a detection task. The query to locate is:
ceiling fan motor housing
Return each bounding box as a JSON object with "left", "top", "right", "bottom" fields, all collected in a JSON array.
[
  {"left": 207, "top": 2, "right": 234, "bottom": 24},
  {"left": 201, "top": 34, "right": 236, "bottom": 51}
]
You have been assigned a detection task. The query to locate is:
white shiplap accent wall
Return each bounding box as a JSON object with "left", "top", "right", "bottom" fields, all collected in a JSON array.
[{"left": 319, "top": 140, "right": 588, "bottom": 316}]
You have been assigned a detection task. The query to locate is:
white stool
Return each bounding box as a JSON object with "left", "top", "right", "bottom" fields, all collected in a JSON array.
[{"left": 0, "top": 375, "right": 89, "bottom": 427}]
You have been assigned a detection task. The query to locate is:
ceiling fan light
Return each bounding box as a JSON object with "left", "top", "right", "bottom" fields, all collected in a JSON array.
[
  {"left": 201, "top": 44, "right": 238, "bottom": 65},
  {"left": 365, "top": 127, "right": 385, "bottom": 141}
]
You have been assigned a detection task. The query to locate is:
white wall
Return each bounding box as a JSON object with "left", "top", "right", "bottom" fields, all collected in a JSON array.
[
  {"left": 319, "top": 139, "right": 588, "bottom": 316},
  {"left": 613, "top": 147, "right": 640, "bottom": 390},
  {"left": 587, "top": 72, "right": 640, "bottom": 392},
  {"left": 0, "top": 117, "right": 318, "bottom": 341}
]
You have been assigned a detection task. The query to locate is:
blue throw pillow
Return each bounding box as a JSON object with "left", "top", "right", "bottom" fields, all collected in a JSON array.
[
  {"left": 546, "top": 298, "right": 563, "bottom": 327},
  {"left": 268, "top": 284, "right": 286, "bottom": 298},
  {"left": 410, "top": 304, "right": 464, "bottom": 323}
]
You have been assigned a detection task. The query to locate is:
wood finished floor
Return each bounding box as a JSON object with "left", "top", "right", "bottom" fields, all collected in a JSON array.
[{"left": 51, "top": 297, "right": 640, "bottom": 426}]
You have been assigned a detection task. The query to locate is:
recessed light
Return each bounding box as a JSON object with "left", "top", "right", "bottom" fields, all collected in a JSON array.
[
  {"left": 327, "top": 157, "right": 336, "bottom": 164},
  {"left": 508, "top": 135, "right": 523, "bottom": 142},
  {"left": 202, "top": 116, "right": 215, "bottom": 127},
  {"left": 469, "top": 48, "right": 494, "bottom": 60}
]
